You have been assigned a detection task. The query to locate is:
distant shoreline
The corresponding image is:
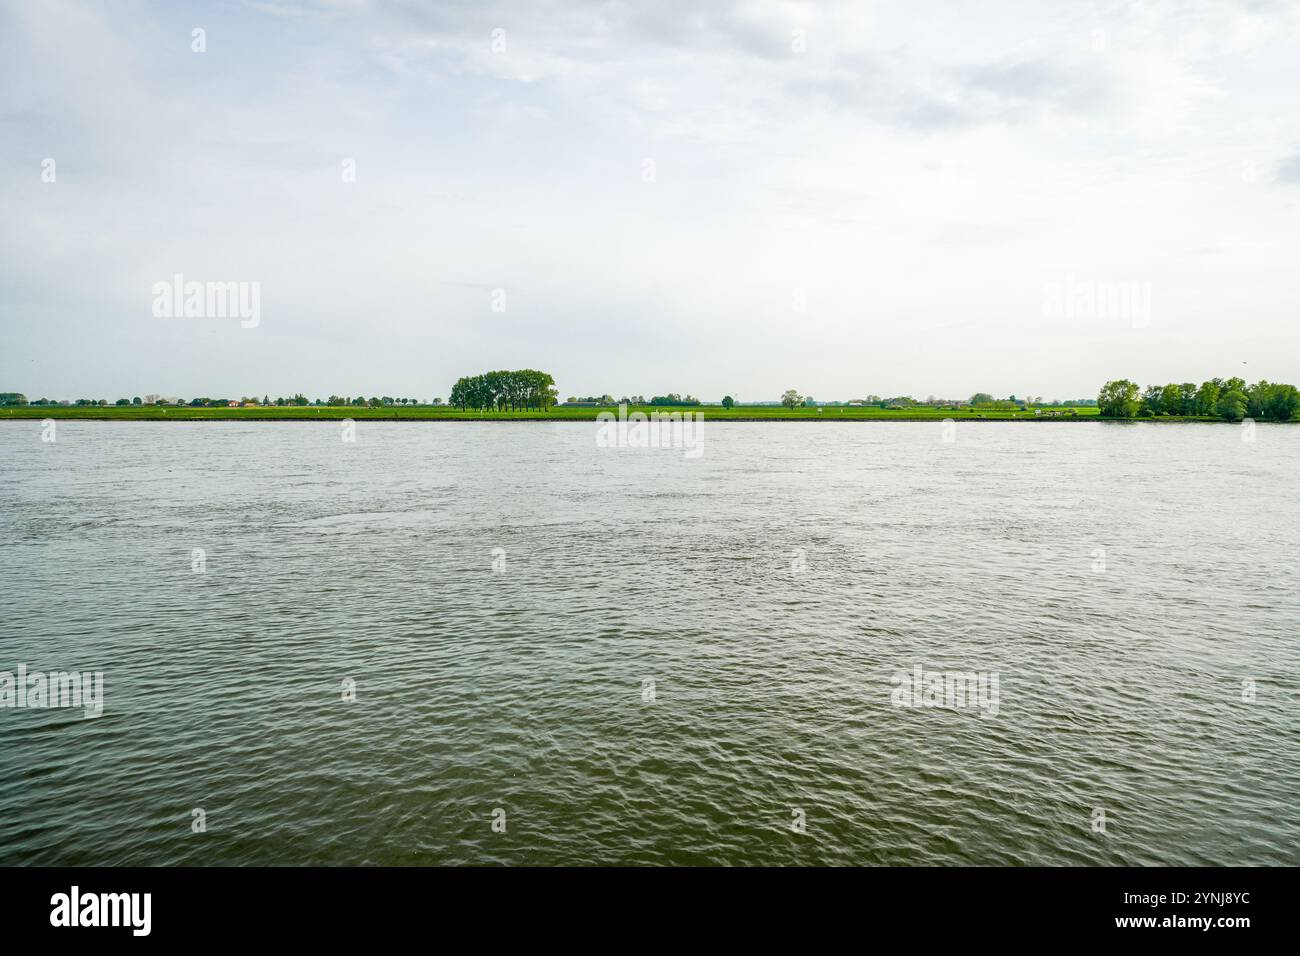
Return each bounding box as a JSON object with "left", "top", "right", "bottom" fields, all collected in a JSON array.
[{"left": 0, "top": 407, "right": 1260, "bottom": 423}]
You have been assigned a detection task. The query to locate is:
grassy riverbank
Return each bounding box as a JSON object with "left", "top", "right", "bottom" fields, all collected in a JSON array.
[{"left": 0, "top": 403, "right": 1231, "bottom": 422}]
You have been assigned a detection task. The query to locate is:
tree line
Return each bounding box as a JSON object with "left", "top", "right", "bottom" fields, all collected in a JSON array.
[
  {"left": 448, "top": 369, "right": 558, "bottom": 411},
  {"left": 16, "top": 395, "right": 441, "bottom": 408},
  {"left": 1098, "top": 377, "right": 1300, "bottom": 421},
  {"left": 560, "top": 393, "right": 699, "bottom": 405}
]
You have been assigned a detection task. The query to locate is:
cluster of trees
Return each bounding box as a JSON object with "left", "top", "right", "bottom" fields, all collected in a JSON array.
[
  {"left": 323, "top": 395, "right": 430, "bottom": 407},
  {"left": 179, "top": 395, "right": 313, "bottom": 407},
  {"left": 561, "top": 394, "right": 703, "bottom": 406},
  {"left": 1098, "top": 377, "right": 1300, "bottom": 421},
  {"left": 449, "top": 369, "right": 558, "bottom": 411},
  {"left": 969, "top": 393, "right": 1042, "bottom": 406},
  {"left": 969, "top": 393, "right": 1084, "bottom": 408},
  {"left": 780, "top": 390, "right": 828, "bottom": 408}
]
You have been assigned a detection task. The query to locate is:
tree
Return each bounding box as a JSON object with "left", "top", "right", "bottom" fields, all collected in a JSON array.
[
  {"left": 1216, "top": 389, "right": 1248, "bottom": 421},
  {"left": 1098, "top": 379, "right": 1139, "bottom": 418},
  {"left": 781, "top": 389, "right": 802, "bottom": 410},
  {"left": 1195, "top": 379, "right": 1221, "bottom": 416},
  {"left": 1160, "top": 383, "right": 1182, "bottom": 416},
  {"left": 1265, "top": 384, "right": 1300, "bottom": 421},
  {"left": 721, "top": 395, "right": 734, "bottom": 409},
  {"left": 1246, "top": 380, "right": 1272, "bottom": 419},
  {"left": 1138, "top": 384, "right": 1164, "bottom": 416}
]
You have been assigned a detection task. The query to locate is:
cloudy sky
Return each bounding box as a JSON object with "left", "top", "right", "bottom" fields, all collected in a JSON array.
[{"left": 2, "top": 0, "right": 1299, "bottom": 402}]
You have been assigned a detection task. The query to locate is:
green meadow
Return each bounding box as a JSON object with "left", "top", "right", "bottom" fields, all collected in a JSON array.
[{"left": 2, "top": 403, "right": 1143, "bottom": 422}]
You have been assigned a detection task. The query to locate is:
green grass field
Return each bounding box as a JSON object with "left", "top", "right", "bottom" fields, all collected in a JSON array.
[{"left": 0, "top": 403, "right": 1170, "bottom": 422}]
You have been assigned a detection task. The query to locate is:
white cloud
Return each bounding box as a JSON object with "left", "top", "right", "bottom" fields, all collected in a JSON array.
[{"left": 1, "top": 0, "right": 1299, "bottom": 400}]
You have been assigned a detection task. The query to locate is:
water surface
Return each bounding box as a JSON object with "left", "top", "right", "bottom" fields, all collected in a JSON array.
[{"left": 1, "top": 421, "right": 1296, "bottom": 865}]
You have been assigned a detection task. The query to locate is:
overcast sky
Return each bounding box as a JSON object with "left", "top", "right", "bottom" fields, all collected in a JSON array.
[{"left": 2, "top": 0, "right": 1299, "bottom": 402}]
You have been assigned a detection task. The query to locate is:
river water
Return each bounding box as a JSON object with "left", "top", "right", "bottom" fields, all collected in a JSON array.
[{"left": 1, "top": 420, "right": 1296, "bottom": 865}]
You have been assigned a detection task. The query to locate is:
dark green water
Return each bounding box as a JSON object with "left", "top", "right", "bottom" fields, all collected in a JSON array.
[{"left": 1, "top": 421, "right": 1296, "bottom": 865}]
